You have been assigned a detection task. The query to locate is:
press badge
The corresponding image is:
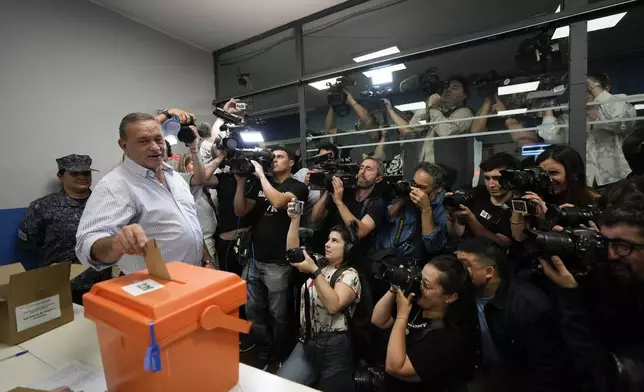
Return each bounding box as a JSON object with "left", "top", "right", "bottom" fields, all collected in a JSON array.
[{"left": 479, "top": 210, "right": 492, "bottom": 220}]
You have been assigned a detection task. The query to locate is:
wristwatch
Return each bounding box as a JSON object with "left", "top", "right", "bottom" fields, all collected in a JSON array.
[
  {"left": 162, "top": 109, "right": 173, "bottom": 119},
  {"left": 310, "top": 268, "right": 322, "bottom": 280}
]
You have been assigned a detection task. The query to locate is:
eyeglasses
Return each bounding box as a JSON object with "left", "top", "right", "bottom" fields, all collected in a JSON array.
[{"left": 607, "top": 239, "right": 644, "bottom": 257}]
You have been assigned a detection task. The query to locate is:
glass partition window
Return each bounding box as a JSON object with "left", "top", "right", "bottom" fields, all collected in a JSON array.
[
  {"left": 305, "top": 31, "right": 569, "bottom": 189},
  {"left": 586, "top": 6, "right": 644, "bottom": 186}
]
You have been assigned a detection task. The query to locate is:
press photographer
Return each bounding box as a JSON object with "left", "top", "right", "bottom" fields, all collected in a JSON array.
[
  {"left": 233, "top": 147, "right": 309, "bottom": 370},
  {"left": 534, "top": 73, "right": 636, "bottom": 186},
  {"left": 539, "top": 179, "right": 644, "bottom": 392},
  {"left": 397, "top": 75, "right": 474, "bottom": 177},
  {"left": 509, "top": 144, "right": 598, "bottom": 242},
  {"left": 376, "top": 162, "right": 449, "bottom": 261},
  {"left": 311, "top": 157, "right": 387, "bottom": 260},
  {"left": 457, "top": 238, "right": 568, "bottom": 392},
  {"left": 276, "top": 200, "right": 361, "bottom": 392},
  {"left": 370, "top": 255, "right": 475, "bottom": 392},
  {"left": 447, "top": 153, "right": 520, "bottom": 248}
]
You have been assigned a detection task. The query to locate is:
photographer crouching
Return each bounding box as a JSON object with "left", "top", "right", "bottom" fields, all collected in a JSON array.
[
  {"left": 234, "top": 147, "right": 309, "bottom": 370},
  {"left": 539, "top": 178, "right": 644, "bottom": 392},
  {"left": 276, "top": 200, "right": 361, "bottom": 392},
  {"left": 376, "top": 162, "right": 449, "bottom": 261},
  {"left": 370, "top": 255, "right": 475, "bottom": 392}
]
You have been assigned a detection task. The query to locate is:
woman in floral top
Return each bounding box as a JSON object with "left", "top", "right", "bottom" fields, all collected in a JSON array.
[{"left": 276, "top": 199, "right": 361, "bottom": 392}]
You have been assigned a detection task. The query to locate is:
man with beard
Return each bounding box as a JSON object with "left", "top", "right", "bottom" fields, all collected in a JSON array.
[
  {"left": 311, "top": 157, "right": 386, "bottom": 259},
  {"left": 448, "top": 153, "right": 519, "bottom": 248},
  {"left": 540, "top": 177, "right": 644, "bottom": 392}
]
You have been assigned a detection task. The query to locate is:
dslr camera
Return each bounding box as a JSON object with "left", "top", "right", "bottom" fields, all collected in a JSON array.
[
  {"left": 546, "top": 205, "right": 598, "bottom": 227},
  {"left": 376, "top": 262, "right": 423, "bottom": 296},
  {"left": 308, "top": 152, "right": 358, "bottom": 192},
  {"left": 443, "top": 190, "right": 475, "bottom": 209},
  {"left": 393, "top": 180, "right": 415, "bottom": 198},
  {"left": 526, "top": 228, "right": 608, "bottom": 274},
  {"left": 282, "top": 228, "right": 317, "bottom": 267}
]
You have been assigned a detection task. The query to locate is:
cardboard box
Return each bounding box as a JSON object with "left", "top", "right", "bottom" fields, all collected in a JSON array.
[{"left": 0, "top": 262, "right": 82, "bottom": 345}]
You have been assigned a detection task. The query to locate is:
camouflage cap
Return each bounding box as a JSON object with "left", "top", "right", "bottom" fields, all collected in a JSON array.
[{"left": 56, "top": 154, "right": 98, "bottom": 172}]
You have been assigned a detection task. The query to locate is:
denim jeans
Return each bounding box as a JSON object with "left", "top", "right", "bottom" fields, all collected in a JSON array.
[
  {"left": 277, "top": 332, "right": 354, "bottom": 392},
  {"left": 244, "top": 260, "right": 291, "bottom": 361}
]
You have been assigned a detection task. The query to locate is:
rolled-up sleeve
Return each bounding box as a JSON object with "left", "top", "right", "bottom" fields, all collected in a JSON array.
[
  {"left": 75, "top": 179, "right": 137, "bottom": 270},
  {"left": 421, "top": 223, "right": 448, "bottom": 254}
]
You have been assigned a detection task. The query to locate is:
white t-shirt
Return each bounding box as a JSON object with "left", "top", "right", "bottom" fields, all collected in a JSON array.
[{"left": 300, "top": 265, "right": 361, "bottom": 335}]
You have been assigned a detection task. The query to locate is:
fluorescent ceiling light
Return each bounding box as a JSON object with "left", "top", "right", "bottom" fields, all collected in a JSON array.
[
  {"left": 353, "top": 46, "right": 400, "bottom": 63},
  {"left": 164, "top": 135, "right": 178, "bottom": 146},
  {"left": 555, "top": 5, "right": 561, "bottom": 13},
  {"left": 363, "top": 63, "right": 406, "bottom": 78},
  {"left": 552, "top": 12, "right": 627, "bottom": 39},
  {"left": 498, "top": 108, "right": 528, "bottom": 116},
  {"left": 395, "top": 101, "right": 425, "bottom": 111},
  {"left": 418, "top": 120, "right": 427, "bottom": 125},
  {"left": 240, "top": 131, "right": 264, "bottom": 143},
  {"left": 371, "top": 72, "right": 393, "bottom": 85},
  {"left": 498, "top": 81, "right": 540, "bottom": 96},
  {"left": 308, "top": 77, "right": 341, "bottom": 91},
  {"left": 635, "top": 104, "right": 644, "bottom": 111}
]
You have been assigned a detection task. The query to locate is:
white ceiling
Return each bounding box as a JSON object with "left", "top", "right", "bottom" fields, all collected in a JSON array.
[{"left": 90, "top": 0, "right": 349, "bottom": 51}]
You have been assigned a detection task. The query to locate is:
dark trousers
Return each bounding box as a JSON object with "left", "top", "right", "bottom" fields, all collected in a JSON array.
[
  {"left": 277, "top": 332, "right": 354, "bottom": 392},
  {"left": 217, "top": 237, "right": 247, "bottom": 320},
  {"left": 244, "top": 260, "right": 291, "bottom": 362}
]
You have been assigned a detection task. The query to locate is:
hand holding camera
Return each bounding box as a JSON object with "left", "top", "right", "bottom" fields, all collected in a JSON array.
[
  {"left": 288, "top": 249, "right": 318, "bottom": 274},
  {"left": 396, "top": 290, "right": 416, "bottom": 320},
  {"left": 331, "top": 176, "right": 345, "bottom": 204},
  {"left": 287, "top": 198, "right": 305, "bottom": 220},
  {"left": 167, "top": 108, "right": 195, "bottom": 125},
  {"left": 410, "top": 187, "right": 431, "bottom": 212},
  {"left": 427, "top": 93, "right": 442, "bottom": 106}
]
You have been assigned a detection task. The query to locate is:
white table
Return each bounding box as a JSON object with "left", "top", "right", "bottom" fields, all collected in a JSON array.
[{"left": 0, "top": 304, "right": 316, "bottom": 392}]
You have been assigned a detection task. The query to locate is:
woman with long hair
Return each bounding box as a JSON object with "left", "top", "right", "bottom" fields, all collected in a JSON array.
[
  {"left": 276, "top": 199, "right": 362, "bottom": 392},
  {"left": 371, "top": 255, "right": 476, "bottom": 392},
  {"left": 512, "top": 144, "right": 599, "bottom": 241}
]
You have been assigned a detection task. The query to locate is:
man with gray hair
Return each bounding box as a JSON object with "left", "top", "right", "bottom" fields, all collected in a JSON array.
[
  {"left": 376, "top": 162, "right": 449, "bottom": 262},
  {"left": 76, "top": 109, "right": 214, "bottom": 274}
]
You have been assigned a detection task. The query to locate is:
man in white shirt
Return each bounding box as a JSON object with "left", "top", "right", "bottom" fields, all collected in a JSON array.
[{"left": 76, "top": 110, "right": 210, "bottom": 274}]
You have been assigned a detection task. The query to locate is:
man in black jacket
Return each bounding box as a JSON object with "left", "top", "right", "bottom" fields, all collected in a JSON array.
[
  {"left": 457, "top": 237, "right": 567, "bottom": 392},
  {"left": 540, "top": 177, "right": 644, "bottom": 392}
]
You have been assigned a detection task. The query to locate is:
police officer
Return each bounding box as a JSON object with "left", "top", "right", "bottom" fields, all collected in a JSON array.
[{"left": 18, "top": 154, "right": 111, "bottom": 302}]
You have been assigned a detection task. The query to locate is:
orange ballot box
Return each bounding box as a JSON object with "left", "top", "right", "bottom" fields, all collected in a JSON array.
[{"left": 83, "top": 240, "right": 251, "bottom": 392}]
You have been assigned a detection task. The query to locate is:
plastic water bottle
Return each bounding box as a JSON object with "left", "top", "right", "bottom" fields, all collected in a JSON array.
[{"left": 163, "top": 116, "right": 181, "bottom": 137}]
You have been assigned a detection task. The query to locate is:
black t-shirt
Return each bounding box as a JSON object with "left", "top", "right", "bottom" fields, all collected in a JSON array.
[
  {"left": 464, "top": 186, "right": 512, "bottom": 239},
  {"left": 387, "top": 307, "right": 470, "bottom": 392},
  {"left": 215, "top": 171, "right": 260, "bottom": 233},
  {"left": 325, "top": 190, "right": 387, "bottom": 259},
  {"left": 249, "top": 177, "right": 309, "bottom": 262}
]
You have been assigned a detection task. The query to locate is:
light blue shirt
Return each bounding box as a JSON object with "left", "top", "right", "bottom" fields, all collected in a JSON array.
[{"left": 76, "top": 157, "right": 203, "bottom": 274}]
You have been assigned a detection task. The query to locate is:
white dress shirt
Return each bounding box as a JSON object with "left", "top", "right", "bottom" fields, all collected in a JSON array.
[{"left": 76, "top": 157, "right": 203, "bottom": 274}]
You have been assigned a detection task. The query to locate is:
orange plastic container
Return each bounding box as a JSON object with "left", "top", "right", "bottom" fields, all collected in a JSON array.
[{"left": 83, "top": 262, "right": 251, "bottom": 392}]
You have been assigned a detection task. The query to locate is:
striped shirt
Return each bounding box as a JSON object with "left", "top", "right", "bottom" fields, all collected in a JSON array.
[{"left": 75, "top": 157, "right": 203, "bottom": 274}]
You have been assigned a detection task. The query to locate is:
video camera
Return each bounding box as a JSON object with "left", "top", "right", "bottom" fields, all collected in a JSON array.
[
  {"left": 360, "top": 86, "right": 394, "bottom": 100},
  {"left": 399, "top": 67, "right": 447, "bottom": 95},
  {"left": 526, "top": 228, "right": 608, "bottom": 275},
  {"left": 468, "top": 70, "right": 501, "bottom": 100},
  {"left": 308, "top": 152, "right": 358, "bottom": 192},
  {"left": 327, "top": 76, "right": 356, "bottom": 108},
  {"left": 212, "top": 107, "right": 273, "bottom": 176},
  {"left": 499, "top": 167, "right": 551, "bottom": 194}
]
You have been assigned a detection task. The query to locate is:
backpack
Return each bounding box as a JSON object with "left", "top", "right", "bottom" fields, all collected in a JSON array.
[{"left": 330, "top": 265, "right": 375, "bottom": 364}]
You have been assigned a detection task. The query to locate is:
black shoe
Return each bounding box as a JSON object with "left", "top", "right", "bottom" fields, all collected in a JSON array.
[{"left": 240, "top": 335, "right": 255, "bottom": 353}]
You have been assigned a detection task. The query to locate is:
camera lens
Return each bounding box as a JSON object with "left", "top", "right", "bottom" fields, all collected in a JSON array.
[
  {"left": 284, "top": 248, "right": 305, "bottom": 264},
  {"left": 534, "top": 231, "right": 576, "bottom": 255}
]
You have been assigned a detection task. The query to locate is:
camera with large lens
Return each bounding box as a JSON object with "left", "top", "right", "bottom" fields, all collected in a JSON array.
[
  {"left": 394, "top": 180, "right": 413, "bottom": 197},
  {"left": 376, "top": 262, "right": 422, "bottom": 296},
  {"left": 283, "top": 248, "right": 305, "bottom": 266},
  {"left": 546, "top": 205, "right": 598, "bottom": 227},
  {"left": 229, "top": 149, "right": 274, "bottom": 177},
  {"left": 419, "top": 67, "right": 447, "bottom": 95},
  {"left": 499, "top": 167, "right": 551, "bottom": 193},
  {"left": 526, "top": 228, "right": 608, "bottom": 274},
  {"left": 177, "top": 120, "right": 197, "bottom": 145},
  {"left": 468, "top": 70, "right": 500, "bottom": 100},
  {"left": 354, "top": 365, "right": 386, "bottom": 392},
  {"left": 443, "top": 190, "right": 474, "bottom": 209},
  {"left": 308, "top": 153, "right": 358, "bottom": 192}
]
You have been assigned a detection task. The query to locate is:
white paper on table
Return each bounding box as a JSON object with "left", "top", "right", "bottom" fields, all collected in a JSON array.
[{"left": 28, "top": 360, "right": 107, "bottom": 392}]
